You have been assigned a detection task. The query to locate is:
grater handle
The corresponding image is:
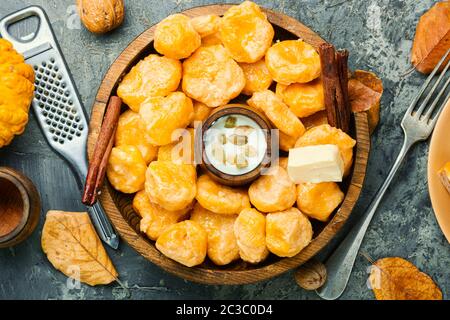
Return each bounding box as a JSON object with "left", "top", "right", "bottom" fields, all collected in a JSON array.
[
  {"left": 89, "top": 202, "right": 120, "bottom": 250},
  {"left": 0, "top": 6, "right": 54, "bottom": 56},
  {"left": 74, "top": 158, "right": 120, "bottom": 250}
]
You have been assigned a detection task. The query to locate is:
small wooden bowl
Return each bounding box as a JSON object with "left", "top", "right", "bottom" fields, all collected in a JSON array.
[
  {"left": 0, "top": 167, "right": 40, "bottom": 248},
  {"left": 87, "top": 4, "right": 371, "bottom": 285},
  {"left": 199, "top": 104, "right": 276, "bottom": 187}
]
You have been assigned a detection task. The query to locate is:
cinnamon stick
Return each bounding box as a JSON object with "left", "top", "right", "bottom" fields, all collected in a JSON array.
[
  {"left": 318, "top": 43, "right": 351, "bottom": 133},
  {"left": 318, "top": 43, "right": 339, "bottom": 128},
  {"left": 82, "top": 96, "right": 122, "bottom": 206},
  {"left": 93, "top": 127, "right": 116, "bottom": 199}
]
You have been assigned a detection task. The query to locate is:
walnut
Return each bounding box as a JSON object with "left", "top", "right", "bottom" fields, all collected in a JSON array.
[
  {"left": 294, "top": 260, "right": 327, "bottom": 291},
  {"left": 77, "top": 0, "right": 124, "bottom": 34}
]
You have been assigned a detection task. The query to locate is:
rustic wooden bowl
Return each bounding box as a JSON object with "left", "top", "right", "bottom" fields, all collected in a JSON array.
[
  {"left": 0, "top": 167, "right": 41, "bottom": 248},
  {"left": 87, "top": 4, "right": 370, "bottom": 285},
  {"left": 199, "top": 104, "right": 275, "bottom": 187}
]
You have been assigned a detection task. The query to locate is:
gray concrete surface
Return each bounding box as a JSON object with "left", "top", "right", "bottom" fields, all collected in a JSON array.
[{"left": 0, "top": 0, "right": 448, "bottom": 300}]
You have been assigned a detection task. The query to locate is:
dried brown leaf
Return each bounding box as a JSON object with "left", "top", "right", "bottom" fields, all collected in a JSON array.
[
  {"left": 41, "top": 210, "right": 118, "bottom": 286},
  {"left": 411, "top": 2, "right": 450, "bottom": 74},
  {"left": 348, "top": 70, "right": 383, "bottom": 134},
  {"left": 368, "top": 257, "right": 442, "bottom": 300}
]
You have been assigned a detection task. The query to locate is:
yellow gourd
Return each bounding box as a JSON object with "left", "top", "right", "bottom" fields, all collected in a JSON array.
[{"left": 0, "top": 39, "right": 35, "bottom": 148}]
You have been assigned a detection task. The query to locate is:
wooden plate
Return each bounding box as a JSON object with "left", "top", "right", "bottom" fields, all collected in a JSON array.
[
  {"left": 428, "top": 99, "right": 450, "bottom": 243},
  {"left": 87, "top": 4, "right": 371, "bottom": 285}
]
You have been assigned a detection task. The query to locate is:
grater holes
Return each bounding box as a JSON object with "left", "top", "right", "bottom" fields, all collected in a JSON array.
[{"left": 35, "top": 59, "right": 80, "bottom": 144}]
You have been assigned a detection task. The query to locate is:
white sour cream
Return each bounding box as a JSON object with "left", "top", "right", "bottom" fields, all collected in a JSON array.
[{"left": 204, "top": 114, "right": 267, "bottom": 176}]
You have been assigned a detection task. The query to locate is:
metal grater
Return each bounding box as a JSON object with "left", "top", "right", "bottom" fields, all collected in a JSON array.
[{"left": 0, "top": 6, "right": 119, "bottom": 249}]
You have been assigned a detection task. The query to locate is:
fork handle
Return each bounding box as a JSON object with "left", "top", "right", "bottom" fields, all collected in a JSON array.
[{"left": 316, "top": 136, "right": 415, "bottom": 300}]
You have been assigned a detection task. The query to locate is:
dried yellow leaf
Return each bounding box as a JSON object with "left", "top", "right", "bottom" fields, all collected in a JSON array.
[
  {"left": 368, "top": 257, "right": 442, "bottom": 300},
  {"left": 41, "top": 211, "right": 118, "bottom": 286}
]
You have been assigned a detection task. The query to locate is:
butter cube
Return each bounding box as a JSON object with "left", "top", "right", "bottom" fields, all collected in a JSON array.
[{"left": 287, "top": 145, "right": 344, "bottom": 183}]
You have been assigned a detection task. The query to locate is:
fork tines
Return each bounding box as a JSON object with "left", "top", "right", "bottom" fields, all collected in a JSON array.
[{"left": 407, "top": 49, "right": 450, "bottom": 125}]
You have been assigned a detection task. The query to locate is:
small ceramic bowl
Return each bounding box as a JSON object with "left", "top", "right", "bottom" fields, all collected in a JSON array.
[
  {"left": 196, "top": 104, "right": 276, "bottom": 186},
  {"left": 0, "top": 167, "right": 40, "bottom": 248}
]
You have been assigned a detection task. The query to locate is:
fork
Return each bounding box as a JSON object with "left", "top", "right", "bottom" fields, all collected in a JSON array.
[{"left": 316, "top": 49, "right": 450, "bottom": 300}]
